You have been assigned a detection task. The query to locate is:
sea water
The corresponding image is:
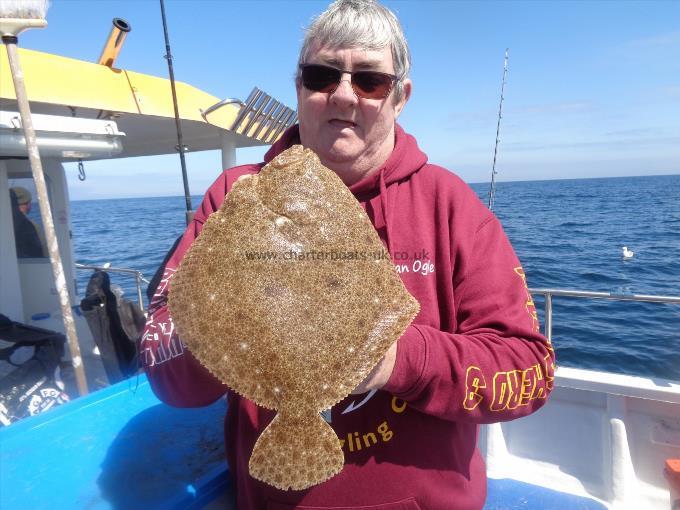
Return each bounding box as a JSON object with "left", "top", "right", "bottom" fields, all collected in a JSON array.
[{"left": 70, "top": 174, "right": 680, "bottom": 380}]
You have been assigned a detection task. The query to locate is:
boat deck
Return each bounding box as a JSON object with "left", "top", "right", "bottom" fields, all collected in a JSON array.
[
  {"left": 0, "top": 375, "right": 623, "bottom": 510},
  {"left": 0, "top": 376, "right": 230, "bottom": 510}
]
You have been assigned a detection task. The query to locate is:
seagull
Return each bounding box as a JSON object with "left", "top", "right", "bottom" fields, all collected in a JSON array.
[{"left": 622, "top": 246, "right": 634, "bottom": 259}]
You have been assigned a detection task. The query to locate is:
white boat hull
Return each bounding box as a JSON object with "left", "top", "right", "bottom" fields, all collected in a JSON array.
[{"left": 481, "top": 366, "right": 680, "bottom": 509}]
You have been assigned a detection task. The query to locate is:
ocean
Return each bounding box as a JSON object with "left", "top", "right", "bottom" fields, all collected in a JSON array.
[{"left": 70, "top": 174, "right": 680, "bottom": 381}]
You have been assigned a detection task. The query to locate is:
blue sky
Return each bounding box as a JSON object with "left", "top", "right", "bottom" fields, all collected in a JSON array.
[{"left": 17, "top": 0, "right": 680, "bottom": 200}]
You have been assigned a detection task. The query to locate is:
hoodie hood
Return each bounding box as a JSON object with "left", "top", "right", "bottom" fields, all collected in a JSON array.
[
  {"left": 264, "top": 124, "right": 301, "bottom": 165},
  {"left": 264, "top": 123, "right": 428, "bottom": 192},
  {"left": 264, "top": 123, "right": 428, "bottom": 256}
]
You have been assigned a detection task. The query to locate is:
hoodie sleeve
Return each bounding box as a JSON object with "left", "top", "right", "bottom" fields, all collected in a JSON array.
[
  {"left": 383, "top": 215, "right": 555, "bottom": 424},
  {"left": 140, "top": 172, "right": 236, "bottom": 408}
]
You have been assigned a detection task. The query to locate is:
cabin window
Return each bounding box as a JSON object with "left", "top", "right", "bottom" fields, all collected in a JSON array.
[{"left": 8, "top": 179, "right": 48, "bottom": 259}]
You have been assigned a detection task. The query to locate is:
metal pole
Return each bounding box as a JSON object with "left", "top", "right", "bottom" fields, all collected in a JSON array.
[
  {"left": 544, "top": 292, "right": 553, "bottom": 342},
  {"left": 221, "top": 133, "right": 236, "bottom": 170},
  {"left": 136, "top": 273, "right": 144, "bottom": 313},
  {"left": 530, "top": 288, "right": 680, "bottom": 304},
  {"left": 488, "top": 49, "right": 509, "bottom": 211},
  {"left": 159, "top": 0, "right": 193, "bottom": 226},
  {"left": 3, "top": 37, "right": 88, "bottom": 395}
]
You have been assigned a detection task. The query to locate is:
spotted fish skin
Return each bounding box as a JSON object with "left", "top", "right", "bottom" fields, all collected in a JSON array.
[{"left": 168, "top": 145, "right": 420, "bottom": 490}]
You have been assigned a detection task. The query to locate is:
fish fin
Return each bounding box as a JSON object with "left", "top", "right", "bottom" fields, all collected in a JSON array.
[{"left": 249, "top": 411, "right": 344, "bottom": 490}]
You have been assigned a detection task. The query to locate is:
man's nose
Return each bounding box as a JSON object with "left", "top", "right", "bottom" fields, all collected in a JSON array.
[{"left": 330, "top": 73, "right": 358, "bottom": 106}]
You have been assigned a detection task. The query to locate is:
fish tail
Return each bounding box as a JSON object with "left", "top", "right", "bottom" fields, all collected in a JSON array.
[{"left": 249, "top": 410, "right": 344, "bottom": 491}]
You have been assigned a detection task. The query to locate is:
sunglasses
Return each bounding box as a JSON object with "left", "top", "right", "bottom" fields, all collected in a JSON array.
[{"left": 299, "top": 64, "right": 397, "bottom": 100}]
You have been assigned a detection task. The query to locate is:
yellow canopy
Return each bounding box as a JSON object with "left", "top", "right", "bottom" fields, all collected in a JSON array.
[{"left": 0, "top": 47, "right": 293, "bottom": 158}]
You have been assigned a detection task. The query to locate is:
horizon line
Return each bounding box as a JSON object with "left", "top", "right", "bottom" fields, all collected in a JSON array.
[{"left": 69, "top": 172, "right": 680, "bottom": 202}]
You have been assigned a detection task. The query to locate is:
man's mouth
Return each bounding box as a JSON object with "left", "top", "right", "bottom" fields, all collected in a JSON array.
[{"left": 328, "top": 119, "right": 357, "bottom": 128}]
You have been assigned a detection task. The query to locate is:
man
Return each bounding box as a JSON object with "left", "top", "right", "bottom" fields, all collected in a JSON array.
[
  {"left": 141, "top": 1, "right": 555, "bottom": 508},
  {"left": 9, "top": 186, "right": 47, "bottom": 258}
]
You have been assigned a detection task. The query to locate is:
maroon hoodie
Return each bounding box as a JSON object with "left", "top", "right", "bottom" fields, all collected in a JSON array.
[{"left": 141, "top": 124, "right": 555, "bottom": 510}]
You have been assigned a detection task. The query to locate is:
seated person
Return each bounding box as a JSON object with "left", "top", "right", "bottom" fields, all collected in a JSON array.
[{"left": 9, "top": 187, "right": 47, "bottom": 259}]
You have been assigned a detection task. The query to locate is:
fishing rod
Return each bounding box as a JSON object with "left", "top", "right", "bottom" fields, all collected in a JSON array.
[
  {"left": 487, "top": 48, "right": 509, "bottom": 211},
  {"left": 159, "top": 0, "right": 193, "bottom": 225}
]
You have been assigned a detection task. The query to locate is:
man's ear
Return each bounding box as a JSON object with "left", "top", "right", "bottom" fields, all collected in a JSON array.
[{"left": 394, "top": 79, "right": 412, "bottom": 118}]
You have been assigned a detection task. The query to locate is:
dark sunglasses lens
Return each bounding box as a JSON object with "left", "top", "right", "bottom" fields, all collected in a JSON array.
[
  {"left": 302, "top": 65, "right": 340, "bottom": 93},
  {"left": 352, "top": 71, "right": 393, "bottom": 99}
]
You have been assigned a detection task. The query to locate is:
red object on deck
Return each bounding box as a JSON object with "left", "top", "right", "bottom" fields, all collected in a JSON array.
[{"left": 665, "top": 459, "right": 680, "bottom": 510}]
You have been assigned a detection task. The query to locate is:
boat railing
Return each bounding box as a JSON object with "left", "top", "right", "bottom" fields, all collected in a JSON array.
[
  {"left": 75, "top": 263, "right": 149, "bottom": 313},
  {"left": 69, "top": 270, "right": 680, "bottom": 337},
  {"left": 529, "top": 287, "right": 680, "bottom": 341}
]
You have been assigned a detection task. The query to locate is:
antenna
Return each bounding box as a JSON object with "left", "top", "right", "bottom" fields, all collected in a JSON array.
[{"left": 487, "top": 48, "right": 509, "bottom": 211}]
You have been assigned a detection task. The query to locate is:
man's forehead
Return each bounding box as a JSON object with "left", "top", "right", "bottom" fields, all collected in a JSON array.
[{"left": 309, "top": 44, "right": 392, "bottom": 69}]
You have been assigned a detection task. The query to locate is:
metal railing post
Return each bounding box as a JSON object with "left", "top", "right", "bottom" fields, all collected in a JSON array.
[
  {"left": 544, "top": 292, "right": 553, "bottom": 341},
  {"left": 135, "top": 272, "right": 144, "bottom": 313}
]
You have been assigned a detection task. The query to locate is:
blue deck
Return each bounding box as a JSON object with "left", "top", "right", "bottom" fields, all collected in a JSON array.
[
  {"left": 485, "top": 478, "right": 608, "bottom": 510},
  {"left": 0, "top": 375, "right": 608, "bottom": 509},
  {"left": 0, "top": 375, "right": 230, "bottom": 510}
]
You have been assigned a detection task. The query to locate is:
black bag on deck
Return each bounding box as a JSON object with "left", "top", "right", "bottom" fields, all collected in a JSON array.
[
  {"left": 0, "top": 314, "right": 69, "bottom": 426},
  {"left": 80, "top": 271, "right": 145, "bottom": 384}
]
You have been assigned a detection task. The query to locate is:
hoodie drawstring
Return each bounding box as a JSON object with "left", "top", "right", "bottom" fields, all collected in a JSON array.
[{"left": 379, "top": 168, "right": 393, "bottom": 259}]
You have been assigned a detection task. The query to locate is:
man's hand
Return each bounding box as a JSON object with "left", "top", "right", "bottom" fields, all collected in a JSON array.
[{"left": 351, "top": 340, "right": 398, "bottom": 395}]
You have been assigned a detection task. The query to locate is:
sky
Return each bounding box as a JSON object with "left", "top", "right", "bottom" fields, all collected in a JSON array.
[{"left": 12, "top": 0, "right": 680, "bottom": 200}]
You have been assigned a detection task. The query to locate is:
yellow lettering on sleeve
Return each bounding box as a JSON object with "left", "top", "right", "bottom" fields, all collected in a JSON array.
[{"left": 463, "top": 366, "right": 486, "bottom": 410}]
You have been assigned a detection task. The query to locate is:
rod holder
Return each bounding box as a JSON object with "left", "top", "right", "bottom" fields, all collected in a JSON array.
[
  {"left": 97, "top": 18, "right": 131, "bottom": 68},
  {"left": 230, "top": 87, "right": 297, "bottom": 143}
]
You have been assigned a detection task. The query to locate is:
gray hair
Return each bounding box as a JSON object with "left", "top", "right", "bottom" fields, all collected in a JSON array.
[{"left": 297, "top": 0, "right": 411, "bottom": 103}]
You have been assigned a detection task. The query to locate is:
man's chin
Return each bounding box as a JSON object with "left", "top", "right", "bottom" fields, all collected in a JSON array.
[
  {"left": 318, "top": 149, "right": 359, "bottom": 169},
  {"left": 320, "top": 140, "right": 364, "bottom": 162}
]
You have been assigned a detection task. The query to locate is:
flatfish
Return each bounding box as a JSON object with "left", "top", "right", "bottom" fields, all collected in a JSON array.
[{"left": 168, "top": 145, "right": 419, "bottom": 490}]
